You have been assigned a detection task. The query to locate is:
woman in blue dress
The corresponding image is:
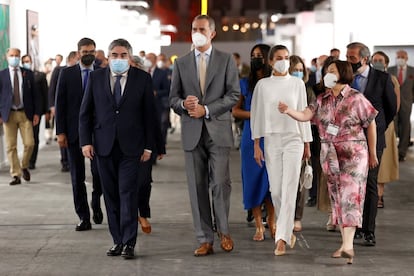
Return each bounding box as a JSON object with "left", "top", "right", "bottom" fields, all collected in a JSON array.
[{"left": 232, "top": 44, "right": 274, "bottom": 241}]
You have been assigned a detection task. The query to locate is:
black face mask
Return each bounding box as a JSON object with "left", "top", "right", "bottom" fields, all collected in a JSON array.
[
  {"left": 250, "top": 57, "right": 265, "bottom": 71},
  {"left": 351, "top": 61, "right": 362, "bottom": 73},
  {"left": 81, "top": 54, "right": 95, "bottom": 66}
]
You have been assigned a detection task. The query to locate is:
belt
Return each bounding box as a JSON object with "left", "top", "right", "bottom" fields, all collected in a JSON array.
[{"left": 11, "top": 108, "right": 24, "bottom": 111}]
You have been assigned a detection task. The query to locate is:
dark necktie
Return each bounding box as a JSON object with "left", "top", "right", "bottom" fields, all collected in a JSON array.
[
  {"left": 13, "top": 68, "right": 21, "bottom": 106},
  {"left": 82, "top": 69, "right": 90, "bottom": 92},
  {"left": 114, "top": 75, "right": 122, "bottom": 105}
]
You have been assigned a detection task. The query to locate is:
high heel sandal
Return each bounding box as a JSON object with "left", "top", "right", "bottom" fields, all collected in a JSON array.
[
  {"left": 331, "top": 249, "right": 342, "bottom": 258},
  {"left": 274, "top": 239, "right": 286, "bottom": 256},
  {"left": 253, "top": 228, "right": 265, "bottom": 241},
  {"left": 290, "top": 234, "right": 297, "bottom": 249},
  {"left": 377, "top": 196, "right": 384, "bottom": 208},
  {"left": 341, "top": 249, "right": 354, "bottom": 264}
]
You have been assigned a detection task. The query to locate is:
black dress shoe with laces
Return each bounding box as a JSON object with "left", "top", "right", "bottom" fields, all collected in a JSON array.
[
  {"left": 107, "top": 244, "right": 123, "bottom": 256},
  {"left": 9, "top": 176, "right": 21, "bottom": 185},
  {"left": 93, "top": 209, "right": 103, "bottom": 224},
  {"left": 121, "top": 245, "right": 135, "bottom": 259},
  {"left": 22, "top": 168, "right": 31, "bottom": 181},
  {"left": 75, "top": 220, "right": 92, "bottom": 231},
  {"left": 364, "top": 232, "right": 376, "bottom": 246}
]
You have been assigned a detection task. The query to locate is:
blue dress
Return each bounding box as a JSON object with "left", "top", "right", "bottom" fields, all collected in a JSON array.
[{"left": 240, "top": 78, "right": 270, "bottom": 210}]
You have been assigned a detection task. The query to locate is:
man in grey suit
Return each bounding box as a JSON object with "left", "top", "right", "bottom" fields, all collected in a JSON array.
[
  {"left": 388, "top": 50, "right": 414, "bottom": 161},
  {"left": 169, "top": 14, "right": 240, "bottom": 256}
]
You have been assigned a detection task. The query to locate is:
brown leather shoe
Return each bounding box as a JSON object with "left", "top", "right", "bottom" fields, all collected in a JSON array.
[
  {"left": 220, "top": 234, "right": 234, "bottom": 252},
  {"left": 138, "top": 216, "right": 151, "bottom": 234},
  {"left": 194, "top": 243, "right": 213, "bottom": 256}
]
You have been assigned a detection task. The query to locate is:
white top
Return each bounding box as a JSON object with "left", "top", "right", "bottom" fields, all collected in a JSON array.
[{"left": 250, "top": 74, "right": 313, "bottom": 142}]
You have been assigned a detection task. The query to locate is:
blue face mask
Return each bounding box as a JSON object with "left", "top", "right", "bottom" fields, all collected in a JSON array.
[
  {"left": 110, "top": 59, "right": 129, "bottom": 74},
  {"left": 291, "top": 71, "right": 304, "bottom": 79},
  {"left": 310, "top": 65, "right": 317, "bottom": 72},
  {"left": 8, "top": 56, "right": 20, "bottom": 68},
  {"left": 22, "top": 62, "right": 32, "bottom": 70}
]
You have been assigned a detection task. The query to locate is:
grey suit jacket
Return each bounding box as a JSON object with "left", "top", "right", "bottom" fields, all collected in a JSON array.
[
  {"left": 388, "top": 65, "right": 414, "bottom": 111},
  {"left": 169, "top": 48, "right": 240, "bottom": 151}
]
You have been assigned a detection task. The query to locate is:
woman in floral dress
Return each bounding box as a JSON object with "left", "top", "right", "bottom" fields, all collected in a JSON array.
[{"left": 278, "top": 60, "right": 378, "bottom": 264}]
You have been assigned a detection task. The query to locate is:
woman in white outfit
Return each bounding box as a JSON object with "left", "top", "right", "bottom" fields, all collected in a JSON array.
[{"left": 250, "top": 45, "right": 313, "bottom": 256}]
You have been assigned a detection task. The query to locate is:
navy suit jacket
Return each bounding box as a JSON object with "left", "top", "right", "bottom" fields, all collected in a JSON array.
[
  {"left": 79, "top": 67, "right": 156, "bottom": 157},
  {"left": 152, "top": 67, "right": 170, "bottom": 110},
  {"left": 55, "top": 64, "right": 102, "bottom": 143},
  {"left": 55, "top": 64, "right": 85, "bottom": 143},
  {"left": 0, "top": 67, "right": 39, "bottom": 122},
  {"left": 363, "top": 67, "right": 397, "bottom": 151}
]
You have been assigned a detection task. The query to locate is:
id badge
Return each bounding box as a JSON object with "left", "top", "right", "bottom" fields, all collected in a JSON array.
[{"left": 327, "top": 123, "right": 339, "bottom": 136}]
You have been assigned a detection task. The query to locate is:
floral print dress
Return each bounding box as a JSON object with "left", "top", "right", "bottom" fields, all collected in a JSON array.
[{"left": 310, "top": 85, "right": 378, "bottom": 227}]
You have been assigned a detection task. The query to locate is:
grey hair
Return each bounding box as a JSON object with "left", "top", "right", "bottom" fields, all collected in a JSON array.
[
  {"left": 347, "top": 42, "right": 371, "bottom": 62},
  {"left": 108, "top": 39, "right": 133, "bottom": 56}
]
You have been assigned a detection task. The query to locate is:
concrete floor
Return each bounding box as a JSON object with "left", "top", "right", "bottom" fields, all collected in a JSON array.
[{"left": 0, "top": 132, "right": 413, "bottom": 276}]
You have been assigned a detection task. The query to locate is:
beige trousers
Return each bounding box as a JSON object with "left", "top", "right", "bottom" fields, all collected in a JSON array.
[{"left": 3, "top": 110, "right": 34, "bottom": 177}]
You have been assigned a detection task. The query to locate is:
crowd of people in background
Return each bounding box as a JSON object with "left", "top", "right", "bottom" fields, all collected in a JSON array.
[{"left": 0, "top": 13, "right": 412, "bottom": 263}]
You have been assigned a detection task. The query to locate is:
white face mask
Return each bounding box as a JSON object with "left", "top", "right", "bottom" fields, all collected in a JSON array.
[
  {"left": 156, "top": 60, "right": 164, "bottom": 68},
  {"left": 143, "top": 59, "right": 152, "bottom": 69},
  {"left": 323, "top": 73, "right": 338, "bottom": 88},
  {"left": 192, "top": 32, "right": 208, "bottom": 48},
  {"left": 273, "top": 59, "right": 290, "bottom": 74},
  {"left": 396, "top": 58, "right": 406, "bottom": 67}
]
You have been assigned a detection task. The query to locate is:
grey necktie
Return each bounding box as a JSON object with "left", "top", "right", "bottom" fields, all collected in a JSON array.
[{"left": 199, "top": 53, "right": 206, "bottom": 95}]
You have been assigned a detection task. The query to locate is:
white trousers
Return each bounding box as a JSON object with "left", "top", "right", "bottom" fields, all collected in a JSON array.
[{"left": 264, "top": 133, "right": 303, "bottom": 244}]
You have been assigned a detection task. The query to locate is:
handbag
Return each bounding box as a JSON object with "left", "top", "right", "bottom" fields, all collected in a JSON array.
[{"left": 299, "top": 159, "right": 313, "bottom": 191}]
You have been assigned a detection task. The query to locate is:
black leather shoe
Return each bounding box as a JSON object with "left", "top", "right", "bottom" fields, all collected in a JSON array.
[
  {"left": 28, "top": 163, "right": 36, "bottom": 170},
  {"left": 354, "top": 229, "right": 363, "bottom": 239},
  {"left": 9, "top": 176, "right": 21, "bottom": 185},
  {"left": 75, "top": 220, "right": 92, "bottom": 231},
  {"left": 121, "top": 245, "right": 135, "bottom": 259},
  {"left": 93, "top": 209, "right": 103, "bottom": 224},
  {"left": 22, "top": 168, "right": 31, "bottom": 181},
  {"left": 106, "top": 244, "right": 123, "bottom": 256},
  {"left": 61, "top": 165, "right": 70, "bottom": 172},
  {"left": 364, "top": 232, "right": 376, "bottom": 246}
]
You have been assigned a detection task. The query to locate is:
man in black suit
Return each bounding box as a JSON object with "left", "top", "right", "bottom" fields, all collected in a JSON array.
[
  {"left": 145, "top": 52, "right": 171, "bottom": 145},
  {"left": 79, "top": 38, "right": 156, "bottom": 259},
  {"left": 21, "top": 54, "right": 49, "bottom": 170},
  {"left": 346, "top": 42, "right": 397, "bottom": 246},
  {"left": 55, "top": 38, "right": 103, "bottom": 232},
  {"left": 0, "top": 48, "right": 40, "bottom": 185},
  {"left": 49, "top": 51, "right": 78, "bottom": 172}
]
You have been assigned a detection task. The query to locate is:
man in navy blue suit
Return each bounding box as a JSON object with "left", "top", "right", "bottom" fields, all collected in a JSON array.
[
  {"left": 0, "top": 48, "right": 40, "bottom": 185},
  {"left": 55, "top": 38, "right": 103, "bottom": 232},
  {"left": 79, "top": 38, "right": 156, "bottom": 259},
  {"left": 346, "top": 42, "right": 397, "bottom": 246},
  {"left": 145, "top": 52, "right": 171, "bottom": 144}
]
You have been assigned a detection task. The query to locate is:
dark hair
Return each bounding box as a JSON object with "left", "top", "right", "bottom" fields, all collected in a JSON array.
[
  {"left": 268, "top": 45, "right": 289, "bottom": 61},
  {"left": 233, "top": 52, "right": 240, "bottom": 59},
  {"left": 314, "top": 55, "right": 338, "bottom": 92},
  {"left": 193, "top": 14, "right": 215, "bottom": 31},
  {"left": 372, "top": 51, "right": 390, "bottom": 66},
  {"left": 330, "top": 48, "right": 340, "bottom": 54},
  {"left": 21, "top": 54, "right": 32, "bottom": 62},
  {"left": 67, "top": 51, "right": 78, "bottom": 60},
  {"left": 347, "top": 42, "right": 371, "bottom": 63},
  {"left": 248, "top": 44, "right": 272, "bottom": 92},
  {"left": 289, "top": 55, "right": 309, "bottom": 83},
  {"left": 77, "top": 37, "right": 96, "bottom": 51},
  {"left": 108, "top": 38, "right": 133, "bottom": 56},
  {"left": 330, "top": 60, "right": 354, "bottom": 85}
]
